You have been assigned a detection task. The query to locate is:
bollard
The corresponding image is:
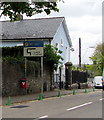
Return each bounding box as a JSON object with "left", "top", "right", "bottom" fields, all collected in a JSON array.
[
  {"left": 39, "top": 93, "right": 43, "bottom": 100},
  {"left": 93, "top": 88, "right": 95, "bottom": 92},
  {"left": 73, "top": 90, "right": 76, "bottom": 95},
  {"left": 84, "top": 89, "right": 88, "bottom": 93},
  {"left": 58, "top": 91, "right": 61, "bottom": 97},
  {"left": 6, "top": 96, "right": 12, "bottom": 106}
]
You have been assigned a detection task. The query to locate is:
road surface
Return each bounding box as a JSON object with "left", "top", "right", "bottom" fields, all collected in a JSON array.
[{"left": 2, "top": 90, "right": 103, "bottom": 119}]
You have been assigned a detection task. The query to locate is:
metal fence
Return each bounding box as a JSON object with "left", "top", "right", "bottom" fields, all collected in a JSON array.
[{"left": 72, "top": 70, "right": 88, "bottom": 84}]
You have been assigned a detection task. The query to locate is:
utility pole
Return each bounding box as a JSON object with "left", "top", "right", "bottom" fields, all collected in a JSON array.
[{"left": 79, "top": 38, "right": 81, "bottom": 68}]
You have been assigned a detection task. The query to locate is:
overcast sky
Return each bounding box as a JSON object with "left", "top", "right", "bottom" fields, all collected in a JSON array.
[{"left": 1, "top": 0, "right": 103, "bottom": 64}]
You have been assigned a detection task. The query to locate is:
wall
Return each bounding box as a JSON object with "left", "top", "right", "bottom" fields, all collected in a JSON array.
[
  {"left": 2, "top": 61, "right": 51, "bottom": 96},
  {"left": 1, "top": 39, "right": 51, "bottom": 47},
  {"left": 51, "top": 22, "right": 71, "bottom": 64},
  {"left": 51, "top": 22, "right": 71, "bottom": 83}
]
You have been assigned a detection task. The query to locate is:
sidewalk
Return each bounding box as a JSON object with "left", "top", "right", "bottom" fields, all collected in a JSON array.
[{"left": 2, "top": 88, "right": 100, "bottom": 106}]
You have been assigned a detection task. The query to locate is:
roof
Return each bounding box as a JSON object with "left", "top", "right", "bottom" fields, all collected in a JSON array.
[{"left": 1, "top": 17, "right": 65, "bottom": 40}]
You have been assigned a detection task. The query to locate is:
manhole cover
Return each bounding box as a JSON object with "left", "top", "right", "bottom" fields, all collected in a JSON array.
[{"left": 10, "top": 105, "right": 29, "bottom": 108}]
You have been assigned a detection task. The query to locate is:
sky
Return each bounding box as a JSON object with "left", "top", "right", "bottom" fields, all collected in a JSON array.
[{"left": 1, "top": 0, "right": 103, "bottom": 64}]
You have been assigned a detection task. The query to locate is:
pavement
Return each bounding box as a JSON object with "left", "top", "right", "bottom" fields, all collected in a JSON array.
[{"left": 1, "top": 88, "right": 101, "bottom": 106}]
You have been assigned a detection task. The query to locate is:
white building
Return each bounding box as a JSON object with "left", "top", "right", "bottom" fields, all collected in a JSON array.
[{"left": 0, "top": 17, "right": 72, "bottom": 85}]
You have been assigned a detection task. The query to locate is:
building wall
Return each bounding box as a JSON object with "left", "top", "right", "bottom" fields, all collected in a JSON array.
[
  {"left": 51, "top": 22, "right": 71, "bottom": 64},
  {"left": 51, "top": 22, "right": 71, "bottom": 83},
  {"left": 1, "top": 41, "right": 23, "bottom": 47},
  {"left": 2, "top": 61, "right": 51, "bottom": 96},
  {"left": 1, "top": 39, "right": 51, "bottom": 47}
]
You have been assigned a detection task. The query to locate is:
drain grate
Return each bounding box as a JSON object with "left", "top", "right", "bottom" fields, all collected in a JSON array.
[{"left": 10, "top": 105, "right": 29, "bottom": 108}]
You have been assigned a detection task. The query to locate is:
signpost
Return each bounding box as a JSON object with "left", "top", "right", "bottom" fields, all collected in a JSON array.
[
  {"left": 24, "top": 41, "right": 44, "bottom": 57},
  {"left": 23, "top": 41, "right": 44, "bottom": 94}
]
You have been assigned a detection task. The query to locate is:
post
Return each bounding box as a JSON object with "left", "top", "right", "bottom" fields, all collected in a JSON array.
[
  {"left": 65, "top": 62, "right": 72, "bottom": 89},
  {"left": 24, "top": 39, "right": 27, "bottom": 78},
  {"left": 41, "top": 57, "right": 43, "bottom": 94},
  {"left": 79, "top": 38, "right": 81, "bottom": 68},
  {"left": 25, "top": 57, "right": 27, "bottom": 77},
  {"left": 59, "top": 67, "right": 61, "bottom": 89}
]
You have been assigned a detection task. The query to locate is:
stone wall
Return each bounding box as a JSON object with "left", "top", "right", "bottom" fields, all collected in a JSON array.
[{"left": 2, "top": 61, "right": 51, "bottom": 96}]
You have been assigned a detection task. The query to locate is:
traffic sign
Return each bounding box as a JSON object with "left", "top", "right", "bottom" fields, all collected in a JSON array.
[{"left": 23, "top": 41, "right": 44, "bottom": 57}]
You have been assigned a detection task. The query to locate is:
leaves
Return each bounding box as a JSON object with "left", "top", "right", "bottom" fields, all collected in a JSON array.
[
  {"left": 1, "top": 1, "right": 61, "bottom": 21},
  {"left": 44, "top": 44, "right": 63, "bottom": 70},
  {"left": 89, "top": 43, "right": 104, "bottom": 76},
  {"left": 2, "top": 45, "right": 63, "bottom": 71}
]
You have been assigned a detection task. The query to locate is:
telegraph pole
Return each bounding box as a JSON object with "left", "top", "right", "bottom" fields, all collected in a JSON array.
[{"left": 79, "top": 38, "right": 81, "bottom": 68}]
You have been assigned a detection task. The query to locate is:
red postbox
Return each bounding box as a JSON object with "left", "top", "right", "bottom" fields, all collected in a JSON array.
[{"left": 19, "top": 78, "right": 28, "bottom": 88}]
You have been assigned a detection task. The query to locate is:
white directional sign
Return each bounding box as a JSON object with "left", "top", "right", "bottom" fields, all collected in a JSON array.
[
  {"left": 24, "top": 47, "right": 43, "bottom": 57},
  {"left": 23, "top": 41, "right": 44, "bottom": 57}
]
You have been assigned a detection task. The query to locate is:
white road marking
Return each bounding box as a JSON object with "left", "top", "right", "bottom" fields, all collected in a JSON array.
[
  {"left": 39, "top": 115, "right": 48, "bottom": 119},
  {"left": 66, "top": 102, "right": 92, "bottom": 111}
]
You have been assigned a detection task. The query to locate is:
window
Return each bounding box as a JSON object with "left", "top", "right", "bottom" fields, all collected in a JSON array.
[
  {"left": 61, "top": 39, "right": 63, "bottom": 47},
  {"left": 55, "top": 43, "right": 59, "bottom": 50}
]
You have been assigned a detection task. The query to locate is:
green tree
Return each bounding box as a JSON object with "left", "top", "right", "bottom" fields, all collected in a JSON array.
[
  {"left": 0, "top": 1, "right": 61, "bottom": 21},
  {"left": 44, "top": 44, "right": 63, "bottom": 70},
  {"left": 44, "top": 44, "right": 63, "bottom": 90},
  {"left": 87, "top": 43, "right": 104, "bottom": 76}
]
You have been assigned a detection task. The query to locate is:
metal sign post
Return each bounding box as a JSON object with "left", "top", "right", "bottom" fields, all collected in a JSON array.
[
  {"left": 23, "top": 41, "right": 44, "bottom": 94},
  {"left": 41, "top": 57, "right": 43, "bottom": 94},
  {"left": 25, "top": 57, "right": 27, "bottom": 77}
]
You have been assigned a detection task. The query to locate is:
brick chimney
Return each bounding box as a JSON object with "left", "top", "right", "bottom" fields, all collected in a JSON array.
[{"left": 17, "top": 14, "right": 23, "bottom": 21}]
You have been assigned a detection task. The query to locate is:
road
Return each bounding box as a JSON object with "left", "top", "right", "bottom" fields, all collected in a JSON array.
[{"left": 2, "top": 90, "right": 103, "bottom": 119}]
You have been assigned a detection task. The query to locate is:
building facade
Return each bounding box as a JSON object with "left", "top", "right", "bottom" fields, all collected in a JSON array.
[{"left": 1, "top": 17, "right": 72, "bottom": 88}]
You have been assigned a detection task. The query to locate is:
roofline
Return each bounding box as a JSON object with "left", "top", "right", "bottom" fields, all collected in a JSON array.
[
  {"left": 62, "top": 18, "right": 72, "bottom": 47},
  {"left": 53, "top": 17, "right": 72, "bottom": 47},
  {"left": 0, "top": 37, "right": 53, "bottom": 41},
  {"left": 0, "top": 17, "right": 65, "bottom": 22},
  {"left": 52, "top": 17, "right": 65, "bottom": 41}
]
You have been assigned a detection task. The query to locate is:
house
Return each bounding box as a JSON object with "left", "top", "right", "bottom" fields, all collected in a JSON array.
[{"left": 1, "top": 17, "right": 72, "bottom": 87}]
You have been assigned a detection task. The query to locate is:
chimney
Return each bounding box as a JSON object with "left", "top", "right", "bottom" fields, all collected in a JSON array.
[{"left": 17, "top": 14, "right": 23, "bottom": 21}]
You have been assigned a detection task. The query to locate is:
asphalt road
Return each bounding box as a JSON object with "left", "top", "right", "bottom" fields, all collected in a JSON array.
[{"left": 2, "top": 90, "right": 103, "bottom": 119}]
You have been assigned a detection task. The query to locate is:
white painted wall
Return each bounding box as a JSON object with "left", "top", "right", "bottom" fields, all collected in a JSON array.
[
  {"left": 51, "top": 23, "right": 71, "bottom": 64},
  {"left": 1, "top": 41, "right": 23, "bottom": 47},
  {"left": 51, "top": 22, "right": 71, "bottom": 83},
  {"left": 1, "top": 40, "right": 50, "bottom": 47}
]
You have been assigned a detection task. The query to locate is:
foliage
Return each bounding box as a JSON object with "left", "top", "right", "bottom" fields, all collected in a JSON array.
[
  {"left": 2, "top": 45, "right": 63, "bottom": 70},
  {"left": 0, "top": 1, "right": 61, "bottom": 21},
  {"left": 2, "top": 46, "right": 23, "bottom": 57},
  {"left": 44, "top": 44, "right": 63, "bottom": 70},
  {"left": 87, "top": 43, "right": 104, "bottom": 76},
  {"left": 3, "top": 56, "right": 24, "bottom": 64},
  {"left": 72, "top": 65, "right": 77, "bottom": 70},
  {"left": 2, "top": 46, "right": 24, "bottom": 63},
  {"left": 72, "top": 64, "right": 87, "bottom": 72}
]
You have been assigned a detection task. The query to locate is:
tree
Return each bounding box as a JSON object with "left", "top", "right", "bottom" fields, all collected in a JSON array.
[
  {"left": 44, "top": 44, "right": 63, "bottom": 70},
  {"left": 44, "top": 44, "right": 63, "bottom": 90},
  {"left": 0, "top": 1, "right": 61, "bottom": 21},
  {"left": 86, "top": 43, "right": 104, "bottom": 76}
]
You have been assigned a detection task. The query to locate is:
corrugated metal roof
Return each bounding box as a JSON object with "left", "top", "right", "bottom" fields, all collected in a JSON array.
[{"left": 1, "top": 17, "right": 64, "bottom": 40}]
